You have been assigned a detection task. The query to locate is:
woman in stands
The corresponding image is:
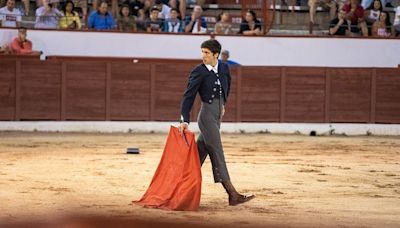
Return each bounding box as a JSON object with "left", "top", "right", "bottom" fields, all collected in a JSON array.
[
  {"left": 117, "top": 4, "right": 137, "bottom": 32},
  {"left": 214, "top": 11, "right": 233, "bottom": 35},
  {"left": 364, "top": 0, "right": 382, "bottom": 35},
  {"left": 238, "top": 9, "right": 263, "bottom": 36},
  {"left": 371, "top": 11, "right": 393, "bottom": 36},
  {"left": 59, "top": 0, "right": 82, "bottom": 30}
]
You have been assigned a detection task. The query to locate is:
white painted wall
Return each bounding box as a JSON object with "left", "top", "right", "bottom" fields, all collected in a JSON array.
[
  {"left": 1, "top": 121, "right": 400, "bottom": 136},
  {"left": 1, "top": 28, "right": 399, "bottom": 67}
]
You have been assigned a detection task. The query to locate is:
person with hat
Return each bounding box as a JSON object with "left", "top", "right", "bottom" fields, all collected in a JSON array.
[{"left": 145, "top": 5, "right": 163, "bottom": 32}]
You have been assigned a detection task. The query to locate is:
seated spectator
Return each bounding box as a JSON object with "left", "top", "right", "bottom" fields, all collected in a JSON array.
[
  {"left": 124, "top": 0, "right": 145, "bottom": 18},
  {"left": 343, "top": 0, "right": 368, "bottom": 36},
  {"left": 163, "top": 7, "right": 183, "bottom": 32},
  {"left": 145, "top": 6, "right": 163, "bottom": 32},
  {"left": 72, "top": 0, "right": 88, "bottom": 19},
  {"left": 329, "top": 9, "right": 351, "bottom": 35},
  {"left": 214, "top": 11, "right": 233, "bottom": 35},
  {"left": 238, "top": 10, "right": 263, "bottom": 36},
  {"left": 394, "top": 6, "right": 400, "bottom": 36},
  {"left": 155, "top": 0, "right": 171, "bottom": 19},
  {"left": 34, "top": 0, "right": 63, "bottom": 29},
  {"left": 0, "top": 0, "right": 22, "bottom": 27},
  {"left": 117, "top": 4, "right": 137, "bottom": 32},
  {"left": 88, "top": 1, "right": 116, "bottom": 30},
  {"left": 184, "top": 5, "right": 207, "bottom": 33},
  {"left": 92, "top": 0, "right": 118, "bottom": 17},
  {"left": 9, "top": 27, "right": 41, "bottom": 55},
  {"left": 371, "top": 11, "right": 392, "bottom": 36},
  {"left": 308, "top": 0, "right": 337, "bottom": 34},
  {"left": 220, "top": 50, "right": 239, "bottom": 66},
  {"left": 362, "top": 0, "right": 394, "bottom": 9},
  {"left": 364, "top": 0, "right": 382, "bottom": 24},
  {"left": 364, "top": 0, "right": 382, "bottom": 35},
  {"left": 59, "top": 0, "right": 82, "bottom": 30}
]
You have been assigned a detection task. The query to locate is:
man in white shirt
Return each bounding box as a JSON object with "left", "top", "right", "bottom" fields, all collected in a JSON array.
[{"left": 0, "top": 0, "right": 22, "bottom": 27}]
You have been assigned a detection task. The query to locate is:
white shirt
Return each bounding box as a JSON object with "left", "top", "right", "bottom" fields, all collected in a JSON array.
[
  {"left": 0, "top": 6, "right": 22, "bottom": 27},
  {"left": 205, "top": 61, "right": 219, "bottom": 74},
  {"left": 191, "top": 20, "right": 207, "bottom": 33},
  {"left": 35, "top": 6, "right": 63, "bottom": 29},
  {"left": 158, "top": 4, "right": 171, "bottom": 19},
  {"left": 394, "top": 6, "right": 400, "bottom": 26}
]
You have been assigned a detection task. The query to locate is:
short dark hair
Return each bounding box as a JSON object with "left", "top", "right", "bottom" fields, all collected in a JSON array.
[
  {"left": 201, "top": 39, "right": 221, "bottom": 56},
  {"left": 247, "top": 9, "right": 257, "bottom": 21},
  {"left": 18, "top": 26, "right": 27, "bottom": 32}
]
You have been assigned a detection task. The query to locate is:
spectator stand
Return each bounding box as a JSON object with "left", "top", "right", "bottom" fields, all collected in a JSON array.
[{"left": 2, "top": 0, "right": 400, "bottom": 35}]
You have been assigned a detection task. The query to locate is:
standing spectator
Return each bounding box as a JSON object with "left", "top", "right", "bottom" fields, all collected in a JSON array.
[
  {"left": 163, "top": 7, "right": 182, "bottom": 32},
  {"left": 214, "top": 11, "right": 233, "bottom": 35},
  {"left": 343, "top": 0, "right": 368, "bottom": 36},
  {"left": 308, "top": 0, "right": 337, "bottom": 34},
  {"left": 329, "top": 9, "right": 351, "bottom": 35},
  {"left": 145, "top": 5, "right": 163, "bottom": 32},
  {"left": 371, "top": 11, "right": 392, "bottom": 36},
  {"left": 117, "top": 4, "right": 137, "bottom": 32},
  {"left": 88, "top": 1, "right": 116, "bottom": 30},
  {"left": 184, "top": 5, "right": 207, "bottom": 33},
  {"left": 0, "top": 0, "right": 22, "bottom": 27},
  {"left": 34, "top": 0, "right": 63, "bottom": 29},
  {"left": 59, "top": 0, "right": 82, "bottom": 30},
  {"left": 238, "top": 10, "right": 263, "bottom": 35},
  {"left": 155, "top": 0, "right": 171, "bottom": 19},
  {"left": 10, "top": 27, "right": 41, "bottom": 55}
]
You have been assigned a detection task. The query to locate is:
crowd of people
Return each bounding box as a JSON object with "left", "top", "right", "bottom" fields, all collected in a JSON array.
[
  {"left": 0, "top": 0, "right": 267, "bottom": 35},
  {"left": 0, "top": 0, "right": 399, "bottom": 36},
  {"left": 309, "top": 0, "right": 400, "bottom": 36}
]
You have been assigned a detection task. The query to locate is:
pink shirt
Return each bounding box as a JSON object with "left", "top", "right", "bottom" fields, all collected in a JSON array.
[{"left": 10, "top": 37, "right": 33, "bottom": 54}]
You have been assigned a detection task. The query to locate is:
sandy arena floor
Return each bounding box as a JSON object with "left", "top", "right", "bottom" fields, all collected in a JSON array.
[{"left": 0, "top": 131, "right": 399, "bottom": 227}]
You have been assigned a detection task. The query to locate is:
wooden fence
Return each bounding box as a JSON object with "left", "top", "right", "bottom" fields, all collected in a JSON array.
[{"left": 1, "top": 56, "right": 399, "bottom": 123}]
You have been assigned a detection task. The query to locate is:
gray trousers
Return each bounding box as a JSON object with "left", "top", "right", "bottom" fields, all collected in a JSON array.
[{"left": 197, "top": 98, "right": 231, "bottom": 183}]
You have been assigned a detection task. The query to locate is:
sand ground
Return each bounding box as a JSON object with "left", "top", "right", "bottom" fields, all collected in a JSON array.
[{"left": 0, "top": 131, "right": 399, "bottom": 227}]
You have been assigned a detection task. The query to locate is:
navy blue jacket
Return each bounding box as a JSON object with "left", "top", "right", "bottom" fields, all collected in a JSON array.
[{"left": 180, "top": 62, "right": 231, "bottom": 124}]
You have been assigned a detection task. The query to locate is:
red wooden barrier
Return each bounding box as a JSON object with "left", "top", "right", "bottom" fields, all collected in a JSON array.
[{"left": 1, "top": 57, "right": 400, "bottom": 123}]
